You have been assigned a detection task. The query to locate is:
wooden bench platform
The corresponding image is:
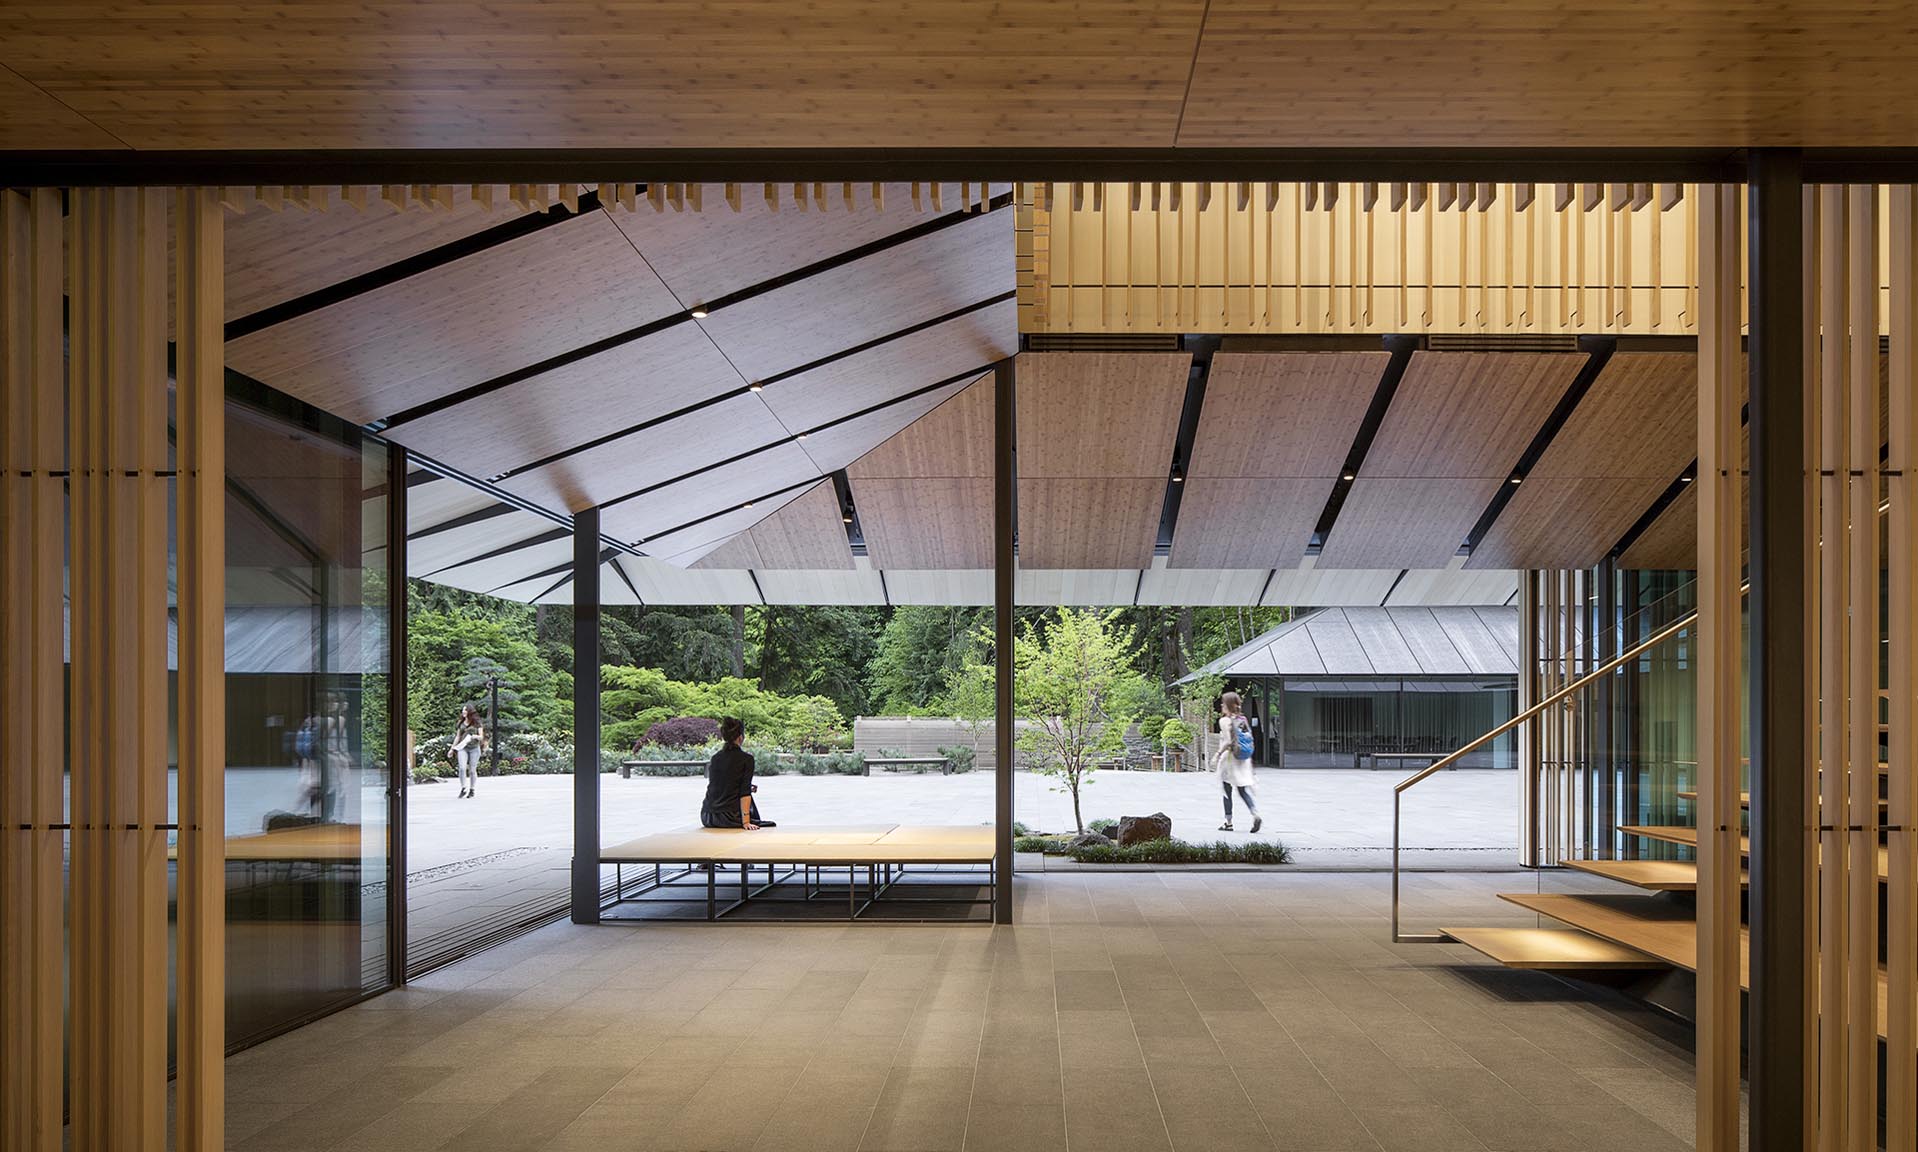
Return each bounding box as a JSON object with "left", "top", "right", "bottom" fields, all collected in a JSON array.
[
  {"left": 1559, "top": 857, "right": 1748, "bottom": 891},
  {"left": 1441, "top": 926, "right": 1664, "bottom": 970},
  {"left": 600, "top": 824, "right": 995, "bottom": 922}
]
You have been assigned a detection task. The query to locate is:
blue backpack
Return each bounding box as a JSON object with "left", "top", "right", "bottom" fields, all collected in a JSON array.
[{"left": 1233, "top": 718, "right": 1254, "bottom": 760}]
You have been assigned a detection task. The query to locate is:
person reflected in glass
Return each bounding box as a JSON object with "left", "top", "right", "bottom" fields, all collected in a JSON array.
[
  {"left": 700, "top": 716, "right": 775, "bottom": 829},
  {"left": 1213, "top": 690, "right": 1262, "bottom": 833},
  {"left": 453, "top": 704, "right": 485, "bottom": 799}
]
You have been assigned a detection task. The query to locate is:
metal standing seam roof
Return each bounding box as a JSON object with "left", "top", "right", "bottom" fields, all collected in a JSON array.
[{"left": 1177, "top": 606, "right": 1520, "bottom": 682}]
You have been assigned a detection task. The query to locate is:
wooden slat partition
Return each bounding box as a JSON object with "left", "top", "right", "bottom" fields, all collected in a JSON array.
[
  {"left": 0, "top": 187, "right": 65, "bottom": 1152},
  {"left": 1887, "top": 181, "right": 1918, "bottom": 1152},
  {"left": 1694, "top": 182, "right": 1743, "bottom": 1152},
  {"left": 175, "top": 187, "right": 227, "bottom": 1152},
  {"left": 66, "top": 188, "right": 173, "bottom": 1149}
]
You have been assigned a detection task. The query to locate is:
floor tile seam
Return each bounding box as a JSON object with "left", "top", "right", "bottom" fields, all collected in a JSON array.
[
  {"left": 827, "top": 933, "right": 945, "bottom": 1152},
  {"left": 953, "top": 927, "right": 1005, "bottom": 1152},
  {"left": 1103, "top": 937, "right": 1178, "bottom": 1152},
  {"left": 1153, "top": 912, "right": 1281, "bottom": 1151}
]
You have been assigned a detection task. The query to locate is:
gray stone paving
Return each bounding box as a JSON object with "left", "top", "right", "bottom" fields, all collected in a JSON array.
[{"left": 219, "top": 868, "right": 1724, "bottom": 1152}]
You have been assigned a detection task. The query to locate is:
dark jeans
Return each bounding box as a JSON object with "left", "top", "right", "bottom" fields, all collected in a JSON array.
[
  {"left": 1222, "top": 782, "right": 1259, "bottom": 819},
  {"left": 701, "top": 798, "right": 765, "bottom": 828}
]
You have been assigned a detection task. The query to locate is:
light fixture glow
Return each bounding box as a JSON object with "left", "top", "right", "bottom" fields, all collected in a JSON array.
[
  {"left": 1509, "top": 476, "right": 1523, "bottom": 485},
  {"left": 1341, "top": 471, "right": 1356, "bottom": 481},
  {"left": 1171, "top": 467, "right": 1185, "bottom": 483},
  {"left": 748, "top": 381, "right": 764, "bottom": 392},
  {"left": 689, "top": 305, "right": 710, "bottom": 319},
  {"left": 1681, "top": 475, "right": 1694, "bottom": 483}
]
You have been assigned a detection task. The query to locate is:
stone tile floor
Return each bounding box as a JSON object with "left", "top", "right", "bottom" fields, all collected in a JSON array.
[{"left": 221, "top": 869, "right": 1725, "bottom": 1152}]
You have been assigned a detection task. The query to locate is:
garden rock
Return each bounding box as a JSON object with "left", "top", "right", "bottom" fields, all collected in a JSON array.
[
  {"left": 1117, "top": 812, "right": 1172, "bottom": 847},
  {"left": 1067, "top": 831, "right": 1114, "bottom": 851}
]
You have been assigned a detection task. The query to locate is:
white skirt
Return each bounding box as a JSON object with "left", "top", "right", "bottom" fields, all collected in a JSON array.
[{"left": 1217, "top": 752, "right": 1257, "bottom": 789}]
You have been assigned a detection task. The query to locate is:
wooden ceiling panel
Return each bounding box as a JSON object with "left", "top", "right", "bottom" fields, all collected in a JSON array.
[
  {"left": 1617, "top": 483, "right": 1697, "bottom": 571},
  {"left": 1468, "top": 477, "right": 1672, "bottom": 570},
  {"left": 757, "top": 298, "right": 1016, "bottom": 432},
  {"left": 1180, "top": 1, "right": 1918, "bottom": 147},
  {"left": 1015, "top": 351, "right": 1190, "bottom": 478},
  {"left": 394, "top": 323, "right": 742, "bottom": 482},
  {"left": 1315, "top": 478, "right": 1503, "bottom": 569},
  {"left": 429, "top": 533, "right": 576, "bottom": 596},
  {"left": 0, "top": 65, "right": 124, "bottom": 147},
  {"left": 1167, "top": 478, "right": 1326, "bottom": 569},
  {"left": 499, "top": 392, "right": 789, "bottom": 515},
  {"left": 1362, "top": 352, "right": 1583, "bottom": 479},
  {"left": 0, "top": 5, "right": 1204, "bottom": 149},
  {"left": 219, "top": 191, "right": 505, "bottom": 320},
  {"left": 406, "top": 474, "right": 501, "bottom": 531},
  {"left": 225, "top": 213, "right": 679, "bottom": 426},
  {"left": 601, "top": 440, "right": 820, "bottom": 547},
  {"left": 690, "top": 533, "right": 763, "bottom": 570},
  {"left": 1532, "top": 353, "right": 1696, "bottom": 480},
  {"left": 1190, "top": 352, "right": 1387, "bottom": 478},
  {"left": 410, "top": 517, "right": 560, "bottom": 577},
  {"left": 846, "top": 376, "right": 993, "bottom": 481},
  {"left": 854, "top": 478, "right": 994, "bottom": 570},
  {"left": 610, "top": 185, "right": 1004, "bottom": 304},
  {"left": 696, "top": 211, "right": 1013, "bottom": 383},
  {"left": 796, "top": 374, "right": 979, "bottom": 476},
  {"left": 735, "top": 481, "right": 855, "bottom": 571},
  {"left": 642, "top": 485, "right": 813, "bottom": 566},
  {"left": 1018, "top": 478, "right": 1164, "bottom": 569}
]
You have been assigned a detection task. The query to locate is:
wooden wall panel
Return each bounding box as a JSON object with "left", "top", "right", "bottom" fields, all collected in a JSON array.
[
  {"left": 847, "top": 375, "right": 993, "bottom": 481},
  {"left": 0, "top": 187, "right": 66, "bottom": 1152},
  {"left": 394, "top": 322, "right": 741, "bottom": 479},
  {"left": 610, "top": 185, "right": 1004, "bottom": 303},
  {"left": 1014, "top": 351, "right": 1189, "bottom": 477},
  {"left": 502, "top": 393, "right": 789, "bottom": 516},
  {"left": 854, "top": 478, "right": 995, "bottom": 569},
  {"left": 226, "top": 213, "right": 679, "bottom": 425},
  {"left": 1317, "top": 478, "right": 1500, "bottom": 569},
  {"left": 698, "top": 211, "right": 1013, "bottom": 383},
  {"left": 758, "top": 299, "right": 1016, "bottom": 431},
  {"left": 1168, "top": 477, "right": 1324, "bottom": 569},
  {"left": 1188, "top": 351, "right": 1386, "bottom": 478},
  {"left": 1361, "top": 351, "right": 1582, "bottom": 477},
  {"left": 1018, "top": 478, "right": 1165, "bottom": 569}
]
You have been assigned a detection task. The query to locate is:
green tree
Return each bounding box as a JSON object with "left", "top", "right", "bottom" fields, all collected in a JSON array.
[
  {"left": 868, "top": 606, "right": 989, "bottom": 711},
  {"left": 408, "top": 606, "right": 563, "bottom": 743},
  {"left": 1008, "top": 608, "right": 1145, "bottom": 833},
  {"left": 752, "top": 604, "right": 885, "bottom": 717}
]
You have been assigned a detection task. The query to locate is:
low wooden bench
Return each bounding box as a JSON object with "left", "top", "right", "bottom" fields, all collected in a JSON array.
[{"left": 599, "top": 824, "right": 995, "bottom": 921}]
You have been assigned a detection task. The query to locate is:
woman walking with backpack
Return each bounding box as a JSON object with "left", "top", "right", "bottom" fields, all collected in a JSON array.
[{"left": 1212, "top": 691, "right": 1261, "bottom": 832}]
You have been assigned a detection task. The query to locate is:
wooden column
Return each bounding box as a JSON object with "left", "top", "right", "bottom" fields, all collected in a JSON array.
[
  {"left": 175, "top": 186, "right": 227, "bottom": 1152},
  {"left": 0, "top": 188, "right": 65, "bottom": 1152},
  {"left": 1887, "top": 181, "right": 1918, "bottom": 1152},
  {"left": 1694, "top": 181, "right": 1744, "bottom": 1152},
  {"left": 67, "top": 187, "right": 172, "bottom": 1150}
]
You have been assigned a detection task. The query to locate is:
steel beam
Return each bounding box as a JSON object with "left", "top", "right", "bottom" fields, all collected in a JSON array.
[
  {"left": 571, "top": 506, "right": 603, "bottom": 924},
  {"left": 993, "top": 357, "right": 1016, "bottom": 925}
]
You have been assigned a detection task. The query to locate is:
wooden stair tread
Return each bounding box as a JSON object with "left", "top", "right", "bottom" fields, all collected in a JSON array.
[
  {"left": 1561, "top": 857, "right": 1750, "bottom": 891},
  {"left": 1443, "top": 926, "right": 1665, "bottom": 970},
  {"left": 1499, "top": 891, "right": 1895, "bottom": 1041},
  {"left": 1620, "top": 825, "right": 1890, "bottom": 881}
]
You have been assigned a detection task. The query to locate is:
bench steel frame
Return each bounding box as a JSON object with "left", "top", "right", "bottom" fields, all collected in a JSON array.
[{"left": 601, "top": 856, "right": 995, "bottom": 923}]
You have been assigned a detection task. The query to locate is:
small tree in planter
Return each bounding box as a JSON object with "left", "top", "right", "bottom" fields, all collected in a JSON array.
[
  {"left": 1011, "top": 608, "right": 1144, "bottom": 834},
  {"left": 1158, "top": 717, "right": 1196, "bottom": 771}
]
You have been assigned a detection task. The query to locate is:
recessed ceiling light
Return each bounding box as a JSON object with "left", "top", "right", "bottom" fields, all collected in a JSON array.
[
  {"left": 748, "top": 381, "right": 764, "bottom": 392},
  {"left": 1509, "top": 476, "right": 1523, "bottom": 485},
  {"left": 1681, "top": 475, "right": 1694, "bottom": 483},
  {"left": 1171, "top": 467, "right": 1185, "bottom": 483},
  {"left": 1341, "top": 471, "right": 1356, "bottom": 481},
  {"left": 795, "top": 431, "right": 808, "bottom": 440},
  {"left": 689, "top": 305, "right": 710, "bottom": 319},
  {"left": 843, "top": 512, "right": 854, "bottom": 524}
]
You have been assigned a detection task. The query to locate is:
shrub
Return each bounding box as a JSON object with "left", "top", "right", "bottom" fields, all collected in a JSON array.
[
  {"left": 1089, "top": 818, "right": 1119, "bottom": 837},
  {"left": 1013, "top": 835, "right": 1064, "bottom": 853},
  {"left": 642, "top": 716, "right": 720, "bottom": 748},
  {"left": 1158, "top": 718, "right": 1196, "bottom": 749},
  {"left": 1011, "top": 821, "right": 1031, "bottom": 837},
  {"left": 779, "top": 750, "right": 866, "bottom": 776},
  {"left": 937, "top": 744, "right": 978, "bottom": 774},
  {"left": 1066, "top": 838, "right": 1291, "bottom": 865}
]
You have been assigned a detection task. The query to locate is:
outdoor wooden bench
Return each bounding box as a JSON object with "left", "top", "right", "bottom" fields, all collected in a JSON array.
[
  {"left": 863, "top": 755, "right": 951, "bottom": 775},
  {"left": 599, "top": 824, "right": 995, "bottom": 921}
]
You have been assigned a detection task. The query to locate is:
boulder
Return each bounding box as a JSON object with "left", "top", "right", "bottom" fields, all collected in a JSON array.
[
  {"left": 1116, "top": 812, "right": 1172, "bottom": 847},
  {"left": 1067, "top": 831, "right": 1114, "bottom": 851}
]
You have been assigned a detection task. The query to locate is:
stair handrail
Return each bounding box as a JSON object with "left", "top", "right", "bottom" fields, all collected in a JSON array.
[{"left": 1391, "top": 605, "right": 1705, "bottom": 944}]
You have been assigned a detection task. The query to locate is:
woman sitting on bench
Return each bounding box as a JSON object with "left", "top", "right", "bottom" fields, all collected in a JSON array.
[{"left": 700, "top": 716, "right": 775, "bottom": 829}]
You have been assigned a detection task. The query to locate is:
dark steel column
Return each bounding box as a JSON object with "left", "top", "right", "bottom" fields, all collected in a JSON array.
[
  {"left": 571, "top": 506, "right": 603, "bottom": 924},
  {"left": 386, "top": 443, "right": 410, "bottom": 984},
  {"left": 1747, "top": 148, "right": 1808, "bottom": 1151},
  {"left": 993, "top": 357, "right": 1016, "bottom": 924},
  {"left": 1595, "top": 558, "right": 1617, "bottom": 857}
]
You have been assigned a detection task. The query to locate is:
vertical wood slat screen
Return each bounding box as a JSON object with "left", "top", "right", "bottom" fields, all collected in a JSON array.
[
  {"left": 1, "top": 188, "right": 66, "bottom": 1152},
  {"left": 175, "top": 187, "right": 227, "bottom": 1152},
  {"left": 1694, "top": 182, "right": 1743, "bottom": 1152},
  {"left": 1887, "top": 185, "right": 1918, "bottom": 1152},
  {"left": 0, "top": 188, "right": 224, "bottom": 1148}
]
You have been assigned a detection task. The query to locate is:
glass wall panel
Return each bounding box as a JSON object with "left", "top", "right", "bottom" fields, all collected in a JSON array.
[
  {"left": 165, "top": 383, "right": 393, "bottom": 1049},
  {"left": 1277, "top": 677, "right": 1517, "bottom": 768}
]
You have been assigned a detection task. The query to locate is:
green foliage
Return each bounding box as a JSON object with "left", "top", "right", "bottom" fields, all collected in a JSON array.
[
  {"left": 937, "top": 744, "right": 977, "bottom": 774},
  {"left": 1064, "top": 838, "right": 1291, "bottom": 865},
  {"left": 1012, "top": 836, "right": 1062, "bottom": 853},
  {"left": 868, "top": 607, "right": 990, "bottom": 711},
  {"left": 1003, "top": 607, "right": 1146, "bottom": 833},
  {"left": 752, "top": 605, "right": 885, "bottom": 718},
  {"left": 1158, "top": 718, "right": 1197, "bottom": 748},
  {"left": 408, "top": 599, "right": 564, "bottom": 744},
  {"left": 1089, "top": 818, "right": 1119, "bottom": 837},
  {"left": 600, "top": 666, "right": 847, "bottom": 752}
]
